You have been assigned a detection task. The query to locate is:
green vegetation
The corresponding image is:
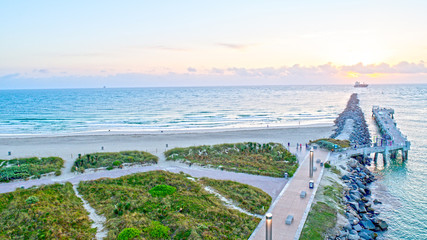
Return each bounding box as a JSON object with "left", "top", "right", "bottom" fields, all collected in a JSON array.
[
  {"left": 300, "top": 172, "right": 344, "bottom": 239},
  {"left": 78, "top": 170, "right": 261, "bottom": 239},
  {"left": 200, "top": 178, "right": 271, "bottom": 215},
  {"left": 118, "top": 228, "right": 142, "bottom": 240},
  {"left": 0, "top": 157, "right": 64, "bottom": 182},
  {"left": 310, "top": 138, "right": 350, "bottom": 151},
  {"left": 149, "top": 184, "right": 177, "bottom": 197},
  {"left": 143, "top": 221, "right": 170, "bottom": 239},
  {"left": 72, "top": 151, "right": 158, "bottom": 172},
  {"left": 300, "top": 202, "right": 336, "bottom": 240},
  {"left": 0, "top": 183, "right": 96, "bottom": 239},
  {"left": 165, "top": 142, "right": 298, "bottom": 177}
]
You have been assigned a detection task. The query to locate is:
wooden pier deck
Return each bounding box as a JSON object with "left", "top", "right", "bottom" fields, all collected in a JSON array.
[{"left": 345, "top": 106, "right": 410, "bottom": 162}]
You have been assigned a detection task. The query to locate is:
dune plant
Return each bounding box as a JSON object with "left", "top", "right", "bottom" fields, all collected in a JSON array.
[
  {"left": 78, "top": 170, "right": 261, "bottom": 239},
  {"left": 72, "top": 150, "right": 158, "bottom": 172},
  {"left": 117, "top": 227, "right": 141, "bottom": 240},
  {"left": 200, "top": 178, "right": 272, "bottom": 215},
  {"left": 0, "top": 183, "right": 96, "bottom": 239},
  {"left": 165, "top": 142, "right": 298, "bottom": 177},
  {"left": 310, "top": 138, "right": 350, "bottom": 151},
  {"left": 0, "top": 157, "right": 64, "bottom": 182}
]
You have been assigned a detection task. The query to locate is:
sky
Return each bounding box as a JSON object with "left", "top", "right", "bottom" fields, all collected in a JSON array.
[{"left": 1, "top": 0, "right": 427, "bottom": 89}]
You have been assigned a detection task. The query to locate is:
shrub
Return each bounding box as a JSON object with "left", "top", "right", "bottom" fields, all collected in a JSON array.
[
  {"left": 117, "top": 227, "right": 141, "bottom": 240},
  {"left": 106, "top": 166, "right": 113, "bottom": 170},
  {"left": 164, "top": 142, "right": 298, "bottom": 177},
  {"left": 55, "top": 170, "right": 61, "bottom": 176},
  {"left": 25, "top": 196, "right": 39, "bottom": 204},
  {"left": 72, "top": 151, "right": 158, "bottom": 172},
  {"left": 149, "top": 184, "right": 177, "bottom": 197},
  {"left": 113, "top": 160, "right": 122, "bottom": 166},
  {"left": 324, "top": 162, "right": 331, "bottom": 168},
  {"left": 143, "top": 221, "right": 170, "bottom": 239},
  {"left": 0, "top": 157, "right": 64, "bottom": 182}
]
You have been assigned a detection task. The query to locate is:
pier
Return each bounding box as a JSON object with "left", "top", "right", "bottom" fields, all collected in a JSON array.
[{"left": 345, "top": 106, "right": 410, "bottom": 163}]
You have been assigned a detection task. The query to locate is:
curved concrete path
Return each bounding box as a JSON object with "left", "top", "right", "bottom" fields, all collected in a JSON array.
[{"left": 250, "top": 148, "right": 330, "bottom": 240}]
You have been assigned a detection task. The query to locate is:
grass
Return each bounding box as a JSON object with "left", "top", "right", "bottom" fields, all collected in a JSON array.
[
  {"left": 0, "top": 157, "right": 64, "bottom": 182},
  {"left": 310, "top": 138, "right": 350, "bottom": 151},
  {"left": 77, "top": 170, "right": 262, "bottom": 239},
  {"left": 0, "top": 183, "right": 96, "bottom": 239},
  {"left": 72, "top": 150, "right": 158, "bottom": 172},
  {"left": 300, "top": 170, "right": 344, "bottom": 239},
  {"left": 199, "top": 177, "right": 272, "bottom": 215},
  {"left": 299, "top": 202, "right": 336, "bottom": 240},
  {"left": 165, "top": 142, "right": 298, "bottom": 177}
]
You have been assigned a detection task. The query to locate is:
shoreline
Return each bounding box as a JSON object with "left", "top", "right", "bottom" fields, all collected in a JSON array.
[{"left": 0, "top": 122, "right": 333, "bottom": 139}]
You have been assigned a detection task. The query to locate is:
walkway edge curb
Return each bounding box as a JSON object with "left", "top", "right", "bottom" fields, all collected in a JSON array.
[{"left": 293, "top": 151, "right": 331, "bottom": 240}]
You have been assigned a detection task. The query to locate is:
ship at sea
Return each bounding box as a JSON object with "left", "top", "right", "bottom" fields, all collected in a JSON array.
[{"left": 354, "top": 81, "right": 368, "bottom": 88}]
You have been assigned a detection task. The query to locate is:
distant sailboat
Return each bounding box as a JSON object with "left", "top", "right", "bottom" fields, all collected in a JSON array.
[{"left": 354, "top": 81, "right": 368, "bottom": 88}]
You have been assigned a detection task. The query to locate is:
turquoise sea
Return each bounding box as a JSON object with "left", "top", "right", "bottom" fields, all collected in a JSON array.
[{"left": 0, "top": 84, "right": 426, "bottom": 239}]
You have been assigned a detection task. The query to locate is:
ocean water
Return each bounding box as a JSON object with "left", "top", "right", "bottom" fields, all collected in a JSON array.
[{"left": 0, "top": 84, "right": 426, "bottom": 239}]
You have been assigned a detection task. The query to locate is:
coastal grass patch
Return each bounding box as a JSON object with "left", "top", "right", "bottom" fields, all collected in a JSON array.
[
  {"left": 77, "top": 170, "right": 261, "bottom": 239},
  {"left": 310, "top": 138, "right": 350, "bottom": 151},
  {"left": 200, "top": 177, "right": 272, "bottom": 215},
  {"left": 0, "top": 157, "right": 64, "bottom": 182},
  {"left": 165, "top": 142, "right": 298, "bottom": 177},
  {"left": 0, "top": 182, "right": 96, "bottom": 239},
  {"left": 300, "top": 169, "right": 344, "bottom": 239},
  {"left": 300, "top": 202, "right": 336, "bottom": 240},
  {"left": 72, "top": 150, "right": 158, "bottom": 172}
]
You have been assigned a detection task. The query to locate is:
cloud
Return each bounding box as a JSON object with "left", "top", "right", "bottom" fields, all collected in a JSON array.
[
  {"left": 341, "top": 61, "right": 427, "bottom": 74},
  {"left": 3, "top": 61, "right": 426, "bottom": 89},
  {"left": 187, "top": 67, "right": 197, "bottom": 72},
  {"left": 148, "top": 45, "right": 189, "bottom": 52},
  {"left": 58, "top": 53, "right": 105, "bottom": 57},
  {"left": 210, "top": 68, "right": 224, "bottom": 74},
  {"left": 33, "top": 69, "right": 49, "bottom": 74},
  {"left": 216, "top": 43, "right": 254, "bottom": 50},
  {"left": 0, "top": 73, "right": 20, "bottom": 79}
]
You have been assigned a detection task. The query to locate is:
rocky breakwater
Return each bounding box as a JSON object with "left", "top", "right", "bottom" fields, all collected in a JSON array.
[
  {"left": 330, "top": 93, "right": 371, "bottom": 146},
  {"left": 336, "top": 158, "right": 388, "bottom": 240}
]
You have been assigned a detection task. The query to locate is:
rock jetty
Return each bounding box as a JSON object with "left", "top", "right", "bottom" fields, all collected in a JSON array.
[
  {"left": 335, "top": 158, "right": 388, "bottom": 240},
  {"left": 330, "top": 93, "right": 371, "bottom": 146}
]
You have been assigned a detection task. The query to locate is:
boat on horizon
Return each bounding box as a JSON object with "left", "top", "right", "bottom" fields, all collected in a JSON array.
[{"left": 354, "top": 81, "right": 368, "bottom": 88}]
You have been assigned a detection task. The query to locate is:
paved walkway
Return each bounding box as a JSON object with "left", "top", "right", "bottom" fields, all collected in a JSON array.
[
  {"left": 250, "top": 148, "right": 330, "bottom": 240},
  {"left": 0, "top": 162, "right": 287, "bottom": 199}
]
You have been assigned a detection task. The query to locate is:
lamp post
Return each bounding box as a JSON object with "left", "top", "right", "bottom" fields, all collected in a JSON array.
[
  {"left": 309, "top": 150, "right": 314, "bottom": 178},
  {"left": 266, "top": 213, "right": 272, "bottom": 240}
]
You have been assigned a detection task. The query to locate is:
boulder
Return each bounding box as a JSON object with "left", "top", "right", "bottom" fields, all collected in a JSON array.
[
  {"left": 359, "top": 229, "right": 376, "bottom": 239},
  {"left": 373, "top": 199, "right": 382, "bottom": 205},
  {"left": 377, "top": 219, "right": 388, "bottom": 231},
  {"left": 348, "top": 233, "right": 360, "bottom": 240},
  {"left": 349, "top": 202, "right": 359, "bottom": 212},
  {"left": 355, "top": 179, "right": 365, "bottom": 189},
  {"left": 358, "top": 204, "right": 367, "bottom": 214},
  {"left": 360, "top": 220, "right": 376, "bottom": 230},
  {"left": 359, "top": 231, "right": 373, "bottom": 240},
  {"left": 348, "top": 159, "right": 358, "bottom": 169},
  {"left": 342, "top": 174, "right": 351, "bottom": 180},
  {"left": 344, "top": 223, "right": 353, "bottom": 231},
  {"left": 353, "top": 224, "right": 363, "bottom": 232}
]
